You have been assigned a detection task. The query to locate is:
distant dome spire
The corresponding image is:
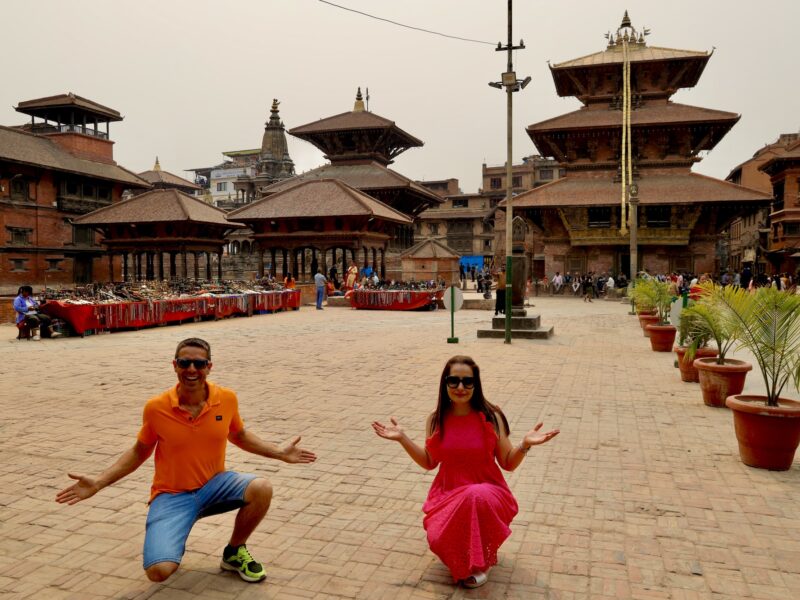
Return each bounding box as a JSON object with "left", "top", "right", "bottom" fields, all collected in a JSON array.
[
  {"left": 620, "top": 10, "right": 632, "bottom": 29},
  {"left": 353, "top": 87, "right": 366, "bottom": 112},
  {"left": 153, "top": 156, "right": 161, "bottom": 172}
]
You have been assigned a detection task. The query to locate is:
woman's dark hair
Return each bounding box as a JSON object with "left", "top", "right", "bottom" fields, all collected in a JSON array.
[
  {"left": 429, "top": 355, "right": 509, "bottom": 438},
  {"left": 18, "top": 285, "right": 33, "bottom": 295}
]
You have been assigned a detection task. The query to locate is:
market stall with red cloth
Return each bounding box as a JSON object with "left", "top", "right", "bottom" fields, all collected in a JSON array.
[
  {"left": 348, "top": 289, "right": 442, "bottom": 311},
  {"left": 41, "top": 290, "right": 300, "bottom": 336}
]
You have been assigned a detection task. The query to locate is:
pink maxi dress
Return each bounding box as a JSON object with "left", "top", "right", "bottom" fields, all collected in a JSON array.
[{"left": 423, "top": 411, "right": 519, "bottom": 580}]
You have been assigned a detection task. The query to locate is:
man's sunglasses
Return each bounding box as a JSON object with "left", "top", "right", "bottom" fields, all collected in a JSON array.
[
  {"left": 445, "top": 376, "right": 475, "bottom": 389},
  {"left": 175, "top": 358, "right": 210, "bottom": 369}
]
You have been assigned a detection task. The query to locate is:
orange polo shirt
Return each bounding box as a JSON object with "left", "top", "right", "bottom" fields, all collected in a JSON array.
[{"left": 137, "top": 381, "right": 245, "bottom": 502}]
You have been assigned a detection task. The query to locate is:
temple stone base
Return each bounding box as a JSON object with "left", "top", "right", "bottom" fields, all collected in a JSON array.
[{"left": 476, "top": 308, "right": 554, "bottom": 339}]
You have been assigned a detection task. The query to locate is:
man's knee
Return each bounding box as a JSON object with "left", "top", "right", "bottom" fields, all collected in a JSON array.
[
  {"left": 145, "top": 561, "right": 179, "bottom": 582},
  {"left": 245, "top": 478, "right": 272, "bottom": 505}
]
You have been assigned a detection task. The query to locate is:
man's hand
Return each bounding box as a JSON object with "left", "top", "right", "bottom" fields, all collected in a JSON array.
[
  {"left": 55, "top": 473, "right": 100, "bottom": 505},
  {"left": 279, "top": 436, "right": 317, "bottom": 464}
]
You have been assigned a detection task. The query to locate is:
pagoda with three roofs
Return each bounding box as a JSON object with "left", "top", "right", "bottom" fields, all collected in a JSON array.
[{"left": 506, "top": 12, "right": 772, "bottom": 278}]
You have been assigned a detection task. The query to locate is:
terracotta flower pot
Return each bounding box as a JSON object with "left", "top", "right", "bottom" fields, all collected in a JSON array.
[
  {"left": 646, "top": 324, "right": 676, "bottom": 352},
  {"left": 693, "top": 358, "right": 752, "bottom": 407},
  {"left": 674, "top": 346, "right": 719, "bottom": 382},
  {"left": 638, "top": 314, "right": 660, "bottom": 337},
  {"left": 725, "top": 395, "right": 800, "bottom": 470}
]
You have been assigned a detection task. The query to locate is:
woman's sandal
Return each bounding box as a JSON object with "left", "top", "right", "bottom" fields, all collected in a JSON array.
[{"left": 461, "top": 571, "right": 488, "bottom": 588}]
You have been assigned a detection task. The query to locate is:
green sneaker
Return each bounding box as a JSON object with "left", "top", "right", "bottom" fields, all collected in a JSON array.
[{"left": 220, "top": 544, "right": 266, "bottom": 582}]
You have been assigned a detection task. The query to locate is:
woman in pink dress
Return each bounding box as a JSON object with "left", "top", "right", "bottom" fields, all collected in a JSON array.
[{"left": 372, "top": 355, "right": 559, "bottom": 588}]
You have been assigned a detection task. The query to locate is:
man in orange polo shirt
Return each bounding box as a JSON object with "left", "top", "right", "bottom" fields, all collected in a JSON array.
[{"left": 55, "top": 337, "right": 316, "bottom": 584}]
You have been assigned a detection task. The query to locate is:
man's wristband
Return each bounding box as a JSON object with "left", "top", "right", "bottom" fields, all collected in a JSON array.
[{"left": 519, "top": 444, "right": 530, "bottom": 455}]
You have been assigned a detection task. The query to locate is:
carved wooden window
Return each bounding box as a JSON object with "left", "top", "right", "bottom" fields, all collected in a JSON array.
[
  {"left": 7, "top": 227, "right": 33, "bottom": 245},
  {"left": 452, "top": 198, "right": 469, "bottom": 208},
  {"left": 490, "top": 177, "right": 502, "bottom": 189},
  {"left": 512, "top": 176, "right": 522, "bottom": 188},
  {"left": 539, "top": 169, "right": 553, "bottom": 180},
  {"left": 73, "top": 225, "right": 94, "bottom": 245},
  {"left": 10, "top": 178, "right": 29, "bottom": 201},
  {"left": 587, "top": 207, "right": 612, "bottom": 228},
  {"left": 645, "top": 206, "right": 671, "bottom": 228}
]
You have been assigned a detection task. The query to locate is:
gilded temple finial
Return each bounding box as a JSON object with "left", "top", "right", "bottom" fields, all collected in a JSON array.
[
  {"left": 354, "top": 87, "right": 365, "bottom": 112},
  {"left": 153, "top": 156, "right": 161, "bottom": 172}
]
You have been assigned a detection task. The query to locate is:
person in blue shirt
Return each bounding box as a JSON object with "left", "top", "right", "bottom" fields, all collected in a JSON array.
[
  {"left": 313, "top": 269, "right": 327, "bottom": 310},
  {"left": 13, "top": 285, "right": 56, "bottom": 339}
]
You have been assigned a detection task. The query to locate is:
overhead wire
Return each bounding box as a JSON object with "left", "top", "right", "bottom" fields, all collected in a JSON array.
[{"left": 317, "top": 1, "right": 496, "bottom": 46}]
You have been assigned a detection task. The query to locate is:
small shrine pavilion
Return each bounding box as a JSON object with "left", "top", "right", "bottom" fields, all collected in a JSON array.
[
  {"left": 227, "top": 178, "right": 412, "bottom": 280},
  {"left": 505, "top": 13, "right": 773, "bottom": 277},
  {"left": 73, "top": 189, "right": 242, "bottom": 281},
  {"left": 137, "top": 157, "right": 202, "bottom": 195}
]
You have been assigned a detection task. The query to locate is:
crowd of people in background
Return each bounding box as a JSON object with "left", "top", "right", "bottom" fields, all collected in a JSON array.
[{"left": 457, "top": 262, "right": 799, "bottom": 303}]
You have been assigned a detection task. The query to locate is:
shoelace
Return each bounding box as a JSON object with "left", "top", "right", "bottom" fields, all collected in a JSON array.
[{"left": 237, "top": 546, "right": 256, "bottom": 566}]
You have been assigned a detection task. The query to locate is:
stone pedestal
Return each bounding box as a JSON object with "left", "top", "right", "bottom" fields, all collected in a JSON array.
[{"left": 476, "top": 307, "right": 554, "bottom": 339}]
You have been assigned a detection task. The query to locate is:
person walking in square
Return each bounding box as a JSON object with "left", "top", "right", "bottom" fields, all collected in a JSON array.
[
  {"left": 314, "top": 268, "right": 327, "bottom": 309},
  {"left": 372, "top": 356, "right": 559, "bottom": 588},
  {"left": 56, "top": 337, "right": 317, "bottom": 584}
]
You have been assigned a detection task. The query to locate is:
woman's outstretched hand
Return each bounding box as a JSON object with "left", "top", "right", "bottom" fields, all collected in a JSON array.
[
  {"left": 523, "top": 422, "right": 560, "bottom": 448},
  {"left": 372, "top": 417, "right": 404, "bottom": 441}
]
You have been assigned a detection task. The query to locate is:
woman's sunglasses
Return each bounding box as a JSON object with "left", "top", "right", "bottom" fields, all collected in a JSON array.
[
  {"left": 175, "top": 358, "right": 210, "bottom": 369},
  {"left": 445, "top": 376, "right": 475, "bottom": 389}
]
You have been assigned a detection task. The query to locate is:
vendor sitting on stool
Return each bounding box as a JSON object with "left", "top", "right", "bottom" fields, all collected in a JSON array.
[{"left": 13, "top": 285, "right": 56, "bottom": 340}]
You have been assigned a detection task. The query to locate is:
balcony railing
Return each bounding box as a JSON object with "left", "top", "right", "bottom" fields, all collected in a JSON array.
[{"left": 57, "top": 124, "right": 108, "bottom": 139}]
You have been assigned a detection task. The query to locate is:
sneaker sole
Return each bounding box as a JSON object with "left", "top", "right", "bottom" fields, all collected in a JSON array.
[{"left": 220, "top": 560, "right": 266, "bottom": 582}]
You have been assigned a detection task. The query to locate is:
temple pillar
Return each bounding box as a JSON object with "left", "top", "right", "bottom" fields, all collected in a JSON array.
[
  {"left": 380, "top": 248, "right": 386, "bottom": 279},
  {"left": 181, "top": 249, "right": 188, "bottom": 279},
  {"left": 122, "top": 252, "right": 129, "bottom": 281},
  {"left": 311, "top": 249, "right": 318, "bottom": 277},
  {"left": 301, "top": 249, "right": 306, "bottom": 281},
  {"left": 193, "top": 252, "right": 200, "bottom": 280},
  {"left": 146, "top": 252, "right": 154, "bottom": 280},
  {"left": 258, "top": 248, "right": 265, "bottom": 278},
  {"left": 157, "top": 252, "right": 164, "bottom": 280},
  {"left": 169, "top": 252, "right": 177, "bottom": 279},
  {"left": 205, "top": 252, "right": 212, "bottom": 280},
  {"left": 107, "top": 253, "right": 114, "bottom": 282},
  {"left": 363, "top": 247, "right": 368, "bottom": 270},
  {"left": 135, "top": 253, "right": 142, "bottom": 280},
  {"left": 371, "top": 247, "right": 377, "bottom": 273},
  {"left": 282, "top": 249, "right": 288, "bottom": 277},
  {"left": 217, "top": 250, "right": 223, "bottom": 280}
]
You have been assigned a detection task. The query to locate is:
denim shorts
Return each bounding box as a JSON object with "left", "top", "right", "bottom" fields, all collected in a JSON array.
[{"left": 143, "top": 471, "right": 257, "bottom": 569}]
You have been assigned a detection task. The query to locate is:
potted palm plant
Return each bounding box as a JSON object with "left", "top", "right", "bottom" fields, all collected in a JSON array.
[
  {"left": 644, "top": 279, "right": 677, "bottom": 352},
  {"left": 630, "top": 279, "right": 659, "bottom": 336},
  {"left": 717, "top": 286, "right": 800, "bottom": 470},
  {"left": 683, "top": 283, "right": 752, "bottom": 407},
  {"left": 674, "top": 309, "right": 717, "bottom": 382}
]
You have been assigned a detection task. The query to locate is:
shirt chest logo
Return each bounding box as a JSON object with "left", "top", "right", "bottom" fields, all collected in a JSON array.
[{"left": 216, "top": 415, "right": 223, "bottom": 421}]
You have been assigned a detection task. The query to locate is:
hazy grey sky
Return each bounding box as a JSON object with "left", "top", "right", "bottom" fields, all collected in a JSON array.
[{"left": 2, "top": 0, "right": 797, "bottom": 193}]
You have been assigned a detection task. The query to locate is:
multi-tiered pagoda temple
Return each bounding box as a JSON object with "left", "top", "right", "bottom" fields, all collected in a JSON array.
[{"left": 507, "top": 13, "right": 772, "bottom": 278}]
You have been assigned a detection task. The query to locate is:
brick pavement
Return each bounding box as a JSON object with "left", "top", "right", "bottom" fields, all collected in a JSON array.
[{"left": 1, "top": 297, "right": 798, "bottom": 599}]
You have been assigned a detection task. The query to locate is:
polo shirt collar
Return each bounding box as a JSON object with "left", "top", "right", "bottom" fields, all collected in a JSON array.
[{"left": 169, "top": 381, "right": 221, "bottom": 407}]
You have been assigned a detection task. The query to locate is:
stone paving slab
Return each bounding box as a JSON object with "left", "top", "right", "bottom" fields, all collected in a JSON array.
[{"left": 1, "top": 298, "right": 798, "bottom": 599}]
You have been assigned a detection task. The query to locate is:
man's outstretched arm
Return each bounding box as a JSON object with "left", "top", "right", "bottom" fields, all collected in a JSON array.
[
  {"left": 228, "top": 429, "right": 317, "bottom": 464},
  {"left": 55, "top": 440, "right": 155, "bottom": 505}
]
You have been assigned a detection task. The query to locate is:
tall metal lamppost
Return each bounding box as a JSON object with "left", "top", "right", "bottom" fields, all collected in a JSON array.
[{"left": 489, "top": 0, "right": 530, "bottom": 343}]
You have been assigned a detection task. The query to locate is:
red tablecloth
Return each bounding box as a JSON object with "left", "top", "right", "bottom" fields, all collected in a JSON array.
[
  {"left": 349, "top": 289, "right": 441, "bottom": 311},
  {"left": 41, "top": 290, "right": 301, "bottom": 335}
]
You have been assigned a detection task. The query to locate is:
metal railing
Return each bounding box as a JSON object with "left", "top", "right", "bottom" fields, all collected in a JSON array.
[{"left": 57, "top": 124, "right": 108, "bottom": 139}]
